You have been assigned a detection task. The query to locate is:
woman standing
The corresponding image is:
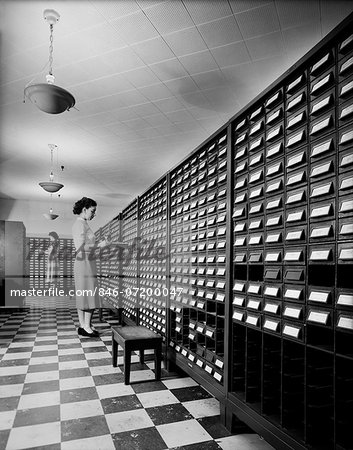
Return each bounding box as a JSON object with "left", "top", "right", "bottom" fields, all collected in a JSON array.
[
  {"left": 46, "top": 231, "right": 59, "bottom": 287},
  {"left": 72, "top": 197, "right": 110, "bottom": 337}
]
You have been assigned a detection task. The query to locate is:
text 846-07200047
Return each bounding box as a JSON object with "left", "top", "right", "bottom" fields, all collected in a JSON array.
[{"left": 98, "top": 287, "right": 183, "bottom": 299}]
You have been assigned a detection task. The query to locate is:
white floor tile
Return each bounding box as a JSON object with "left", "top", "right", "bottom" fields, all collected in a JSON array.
[
  {"left": 106, "top": 409, "right": 154, "bottom": 434},
  {"left": 0, "top": 366, "right": 28, "bottom": 376},
  {"left": 0, "top": 410, "right": 16, "bottom": 430},
  {"left": 85, "top": 352, "right": 112, "bottom": 360},
  {"left": 29, "top": 356, "right": 59, "bottom": 365},
  {"left": 17, "top": 391, "right": 60, "bottom": 409},
  {"left": 6, "top": 421, "right": 61, "bottom": 450},
  {"left": 182, "top": 398, "right": 220, "bottom": 418},
  {"left": 8, "top": 342, "right": 34, "bottom": 348},
  {"left": 129, "top": 369, "right": 156, "bottom": 383},
  {"left": 216, "top": 434, "right": 275, "bottom": 450},
  {"left": 137, "top": 390, "right": 179, "bottom": 408},
  {"left": 157, "top": 419, "right": 212, "bottom": 448},
  {"left": 58, "top": 360, "right": 88, "bottom": 370},
  {"left": 59, "top": 376, "right": 95, "bottom": 390},
  {"left": 60, "top": 399, "right": 104, "bottom": 420},
  {"left": 0, "top": 384, "right": 23, "bottom": 398},
  {"left": 81, "top": 341, "right": 105, "bottom": 348},
  {"left": 89, "top": 365, "right": 122, "bottom": 376},
  {"left": 56, "top": 338, "right": 80, "bottom": 345},
  {"left": 61, "top": 434, "right": 116, "bottom": 450},
  {"left": 25, "top": 371, "right": 60, "bottom": 383},
  {"left": 58, "top": 348, "right": 84, "bottom": 356},
  {"left": 96, "top": 383, "right": 134, "bottom": 399},
  {"left": 32, "top": 344, "right": 58, "bottom": 351},
  {"left": 2, "top": 352, "right": 32, "bottom": 360},
  {"left": 162, "top": 377, "right": 199, "bottom": 389}
]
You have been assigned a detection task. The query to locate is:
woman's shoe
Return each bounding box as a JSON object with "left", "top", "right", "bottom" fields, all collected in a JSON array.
[{"left": 78, "top": 327, "right": 95, "bottom": 337}]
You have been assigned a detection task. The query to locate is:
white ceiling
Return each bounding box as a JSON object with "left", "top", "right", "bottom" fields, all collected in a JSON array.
[{"left": 1, "top": 0, "right": 353, "bottom": 213}]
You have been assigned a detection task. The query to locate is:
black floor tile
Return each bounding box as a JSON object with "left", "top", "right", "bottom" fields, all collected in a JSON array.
[
  {"left": 197, "top": 416, "right": 232, "bottom": 439},
  {"left": 0, "top": 358, "right": 31, "bottom": 367},
  {"left": 34, "top": 340, "right": 58, "bottom": 346},
  {"left": 14, "top": 405, "right": 60, "bottom": 427},
  {"left": 27, "top": 363, "right": 59, "bottom": 373},
  {"left": 0, "top": 396, "right": 20, "bottom": 412},
  {"left": 112, "top": 427, "right": 167, "bottom": 450},
  {"left": 58, "top": 343, "right": 82, "bottom": 350},
  {"left": 171, "top": 440, "right": 222, "bottom": 450},
  {"left": 60, "top": 386, "right": 99, "bottom": 404},
  {"left": 31, "top": 350, "right": 59, "bottom": 358},
  {"left": 0, "top": 374, "right": 26, "bottom": 385},
  {"left": 83, "top": 346, "right": 108, "bottom": 353},
  {"left": 146, "top": 403, "right": 193, "bottom": 426},
  {"left": 93, "top": 373, "right": 125, "bottom": 386},
  {"left": 101, "top": 394, "right": 142, "bottom": 414},
  {"left": 58, "top": 354, "right": 86, "bottom": 362},
  {"left": 171, "top": 385, "right": 212, "bottom": 402},
  {"left": 131, "top": 381, "right": 168, "bottom": 394},
  {"left": 87, "top": 357, "right": 112, "bottom": 367},
  {"left": 59, "top": 368, "right": 91, "bottom": 379},
  {"left": 22, "top": 380, "right": 60, "bottom": 395},
  {"left": 61, "top": 415, "right": 109, "bottom": 441},
  {"left": 6, "top": 347, "right": 32, "bottom": 353},
  {"left": 0, "top": 429, "right": 10, "bottom": 449}
]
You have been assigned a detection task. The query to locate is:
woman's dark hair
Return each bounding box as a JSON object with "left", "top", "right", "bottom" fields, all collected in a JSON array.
[
  {"left": 73, "top": 197, "right": 97, "bottom": 215},
  {"left": 49, "top": 231, "right": 59, "bottom": 240}
]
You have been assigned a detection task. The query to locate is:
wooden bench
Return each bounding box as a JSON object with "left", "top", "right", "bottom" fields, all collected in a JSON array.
[{"left": 112, "top": 326, "right": 163, "bottom": 385}]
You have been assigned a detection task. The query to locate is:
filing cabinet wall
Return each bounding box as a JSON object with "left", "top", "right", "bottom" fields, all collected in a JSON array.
[{"left": 96, "top": 13, "right": 353, "bottom": 450}]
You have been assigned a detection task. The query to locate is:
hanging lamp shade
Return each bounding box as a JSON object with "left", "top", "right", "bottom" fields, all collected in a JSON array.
[
  {"left": 24, "top": 9, "right": 75, "bottom": 114},
  {"left": 43, "top": 209, "right": 59, "bottom": 220},
  {"left": 39, "top": 181, "right": 64, "bottom": 193},
  {"left": 39, "top": 144, "right": 64, "bottom": 193},
  {"left": 25, "top": 83, "right": 75, "bottom": 114}
]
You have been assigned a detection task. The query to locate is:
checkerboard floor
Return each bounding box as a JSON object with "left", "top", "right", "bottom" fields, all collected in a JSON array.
[{"left": 0, "top": 301, "right": 274, "bottom": 450}]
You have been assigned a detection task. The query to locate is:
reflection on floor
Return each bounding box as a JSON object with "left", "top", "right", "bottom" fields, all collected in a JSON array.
[{"left": 0, "top": 297, "right": 275, "bottom": 450}]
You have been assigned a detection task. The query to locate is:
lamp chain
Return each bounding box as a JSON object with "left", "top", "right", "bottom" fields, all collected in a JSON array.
[{"left": 49, "top": 24, "right": 54, "bottom": 75}]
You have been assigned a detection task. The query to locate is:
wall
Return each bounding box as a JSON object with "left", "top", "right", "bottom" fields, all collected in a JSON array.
[{"left": 0, "top": 198, "right": 117, "bottom": 238}]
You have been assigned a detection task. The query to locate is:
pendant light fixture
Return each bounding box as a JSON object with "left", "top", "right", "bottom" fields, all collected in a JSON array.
[
  {"left": 43, "top": 195, "right": 59, "bottom": 220},
  {"left": 39, "top": 144, "right": 64, "bottom": 193},
  {"left": 24, "top": 9, "right": 75, "bottom": 114}
]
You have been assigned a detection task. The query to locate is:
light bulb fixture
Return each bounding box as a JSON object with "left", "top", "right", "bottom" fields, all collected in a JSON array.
[
  {"left": 43, "top": 207, "right": 59, "bottom": 220},
  {"left": 43, "top": 195, "right": 59, "bottom": 220},
  {"left": 24, "top": 9, "right": 75, "bottom": 114},
  {"left": 39, "top": 144, "right": 64, "bottom": 193}
]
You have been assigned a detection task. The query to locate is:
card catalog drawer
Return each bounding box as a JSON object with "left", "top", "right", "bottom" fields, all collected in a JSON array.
[
  {"left": 266, "top": 107, "right": 283, "bottom": 126},
  {"left": 286, "top": 88, "right": 307, "bottom": 114},
  {"left": 265, "top": 231, "right": 283, "bottom": 245},
  {"left": 339, "top": 73, "right": 353, "bottom": 101},
  {"left": 309, "top": 111, "right": 335, "bottom": 140},
  {"left": 310, "top": 51, "right": 334, "bottom": 77},
  {"left": 307, "top": 308, "right": 332, "bottom": 326},
  {"left": 339, "top": 99, "right": 353, "bottom": 127},
  {"left": 309, "top": 179, "right": 335, "bottom": 201},
  {"left": 282, "top": 322, "right": 304, "bottom": 341},
  {"left": 338, "top": 173, "right": 353, "bottom": 194},
  {"left": 285, "top": 225, "right": 307, "bottom": 243},
  {"left": 284, "top": 267, "right": 305, "bottom": 283},
  {"left": 336, "top": 291, "right": 353, "bottom": 308},
  {"left": 286, "top": 73, "right": 307, "bottom": 96},
  {"left": 336, "top": 313, "right": 353, "bottom": 331},
  {"left": 339, "top": 147, "right": 353, "bottom": 174},
  {"left": 286, "top": 207, "right": 307, "bottom": 225},
  {"left": 265, "top": 249, "right": 282, "bottom": 263},
  {"left": 284, "top": 285, "right": 305, "bottom": 302},
  {"left": 286, "top": 187, "right": 307, "bottom": 206},
  {"left": 286, "top": 128, "right": 307, "bottom": 149},
  {"left": 339, "top": 33, "right": 353, "bottom": 57},
  {"left": 263, "top": 301, "right": 281, "bottom": 316},
  {"left": 264, "top": 267, "right": 282, "bottom": 281},
  {"left": 265, "top": 89, "right": 283, "bottom": 109},
  {"left": 248, "top": 250, "right": 264, "bottom": 263},
  {"left": 338, "top": 243, "right": 353, "bottom": 262},
  {"left": 310, "top": 136, "right": 335, "bottom": 161},
  {"left": 263, "top": 317, "right": 281, "bottom": 333},
  {"left": 309, "top": 221, "right": 335, "bottom": 241},
  {"left": 310, "top": 90, "right": 334, "bottom": 117},
  {"left": 308, "top": 287, "right": 333, "bottom": 306},
  {"left": 283, "top": 303, "right": 304, "bottom": 321},
  {"left": 339, "top": 218, "right": 353, "bottom": 239},
  {"left": 309, "top": 200, "right": 334, "bottom": 221},
  {"left": 245, "top": 312, "right": 261, "bottom": 328},
  {"left": 310, "top": 69, "right": 335, "bottom": 97},
  {"left": 339, "top": 53, "right": 353, "bottom": 78},
  {"left": 308, "top": 244, "right": 335, "bottom": 263},
  {"left": 338, "top": 195, "right": 353, "bottom": 217},
  {"left": 266, "top": 141, "right": 284, "bottom": 160},
  {"left": 283, "top": 247, "right": 306, "bottom": 264},
  {"left": 339, "top": 124, "right": 353, "bottom": 149}
]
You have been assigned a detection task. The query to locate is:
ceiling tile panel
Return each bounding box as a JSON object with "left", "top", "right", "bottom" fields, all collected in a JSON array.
[
  {"left": 144, "top": 113, "right": 172, "bottom": 127},
  {"left": 320, "top": 0, "right": 353, "bottom": 35},
  {"left": 184, "top": 0, "right": 233, "bottom": 25},
  {"left": 110, "top": 11, "right": 159, "bottom": 45},
  {"left": 210, "top": 41, "right": 250, "bottom": 68},
  {"left": 144, "top": 0, "right": 194, "bottom": 34},
  {"left": 246, "top": 31, "right": 285, "bottom": 61},
  {"left": 163, "top": 27, "right": 207, "bottom": 57},
  {"left": 229, "top": 0, "right": 274, "bottom": 14},
  {"left": 235, "top": 3, "right": 281, "bottom": 39},
  {"left": 130, "top": 102, "right": 161, "bottom": 117},
  {"left": 177, "top": 91, "right": 211, "bottom": 109},
  {"left": 275, "top": 0, "right": 319, "bottom": 29},
  {"left": 198, "top": 16, "right": 243, "bottom": 48},
  {"left": 124, "top": 66, "right": 161, "bottom": 88},
  {"left": 131, "top": 37, "right": 175, "bottom": 64},
  {"left": 165, "top": 109, "right": 195, "bottom": 123},
  {"left": 91, "top": 0, "right": 140, "bottom": 20},
  {"left": 103, "top": 47, "right": 145, "bottom": 73},
  {"left": 153, "top": 96, "right": 185, "bottom": 113},
  {"left": 138, "top": 83, "right": 173, "bottom": 101},
  {"left": 110, "top": 108, "right": 139, "bottom": 121},
  {"left": 282, "top": 23, "right": 322, "bottom": 61},
  {"left": 179, "top": 50, "right": 218, "bottom": 75},
  {"left": 164, "top": 76, "right": 199, "bottom": 95},
  {"left": 191, "top": 69, "right": 228, "bottom": 90},
  {"left": 149, "top": 58, "right": 189, "bottom": 80}
]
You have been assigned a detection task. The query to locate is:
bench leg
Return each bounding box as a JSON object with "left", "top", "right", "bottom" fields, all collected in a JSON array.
[
  {"left": 112, "top": 335, "right": 118, "bottom": 368},
  {"left": 155, "top": 342, "right": 162, "bottom": 381},
  {"left": 139, "top": 349, "right": 144, "bottom": 365},
  {"left": 124, "top": 349, "right": 131, "bottom": 385}
]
